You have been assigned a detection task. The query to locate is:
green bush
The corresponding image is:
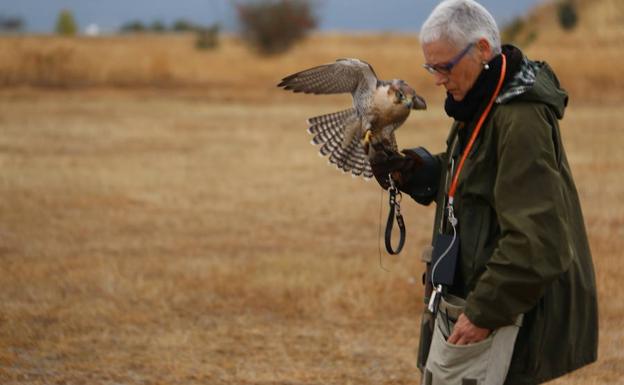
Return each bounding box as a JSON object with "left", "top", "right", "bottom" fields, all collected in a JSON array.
[
  {"left": 236, "top": 0, "right": 317, "bottom": 55},
  {"left": 173, "top": 19, "right": 196, "bottom": 32},
  {"left": 0, "top": 15, "right": 25, "bottom": 32},
  {"left": 525, "top": 30, "right": 538, "bottom": 46},
  {"left": 120, "top": 20, "right": 146, "bottom": 33},
  {"left": 150, "top": 20, "right": 166, "bottom": 33},
  {"left": 501, "top": 17, "right": 525, "bottom": 44},
  {"left": 196, "top": 24, "right": 220, "bottom": 50},
  {"left": 501, "top": 16, "right": 538, "bottom": 49},
  {"left": 55, "top": 9, "right": 78, "bottom": 36},
  {"left": 558, "top": 1, "right": 579, "bottom": 31}
]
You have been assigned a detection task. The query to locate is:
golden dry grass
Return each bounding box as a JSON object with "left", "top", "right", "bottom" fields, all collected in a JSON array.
[
  {"left": 0, "top": 29, "right": 622, "bottom": 102},
  {"left": 0, "top": 32, "right": 623, "bottom": 384}
]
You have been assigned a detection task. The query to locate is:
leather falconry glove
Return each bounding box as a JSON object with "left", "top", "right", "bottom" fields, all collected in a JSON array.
[{"left": 370, "top": 148, "right": 424, "bottom": 190}]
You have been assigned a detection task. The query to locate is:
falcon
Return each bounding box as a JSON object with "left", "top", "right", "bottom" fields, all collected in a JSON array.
[{"left": 278, "top": 58, "right": 426, "bottom": 179}]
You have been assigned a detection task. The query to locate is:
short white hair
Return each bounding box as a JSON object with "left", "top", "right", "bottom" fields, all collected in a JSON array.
[{"left": 420, "top": 0, "right": 501, "bottom": 55}]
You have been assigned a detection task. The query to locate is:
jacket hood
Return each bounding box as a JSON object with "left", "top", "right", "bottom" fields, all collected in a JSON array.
[{"left": 497, "top": 56, "right": 568, "bottom": 120}]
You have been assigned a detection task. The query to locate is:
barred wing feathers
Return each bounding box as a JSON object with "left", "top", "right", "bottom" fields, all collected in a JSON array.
[
  {"left": 277, "top": 58, "right": 378, "bottom": 96},
  {"left": 307, "top": 109, "right": 372, "bottom": 179}
]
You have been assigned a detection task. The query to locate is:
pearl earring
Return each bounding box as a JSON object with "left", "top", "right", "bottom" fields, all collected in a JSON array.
[{"left": 483, "top": 62, "right": 490, "bottom": 70}]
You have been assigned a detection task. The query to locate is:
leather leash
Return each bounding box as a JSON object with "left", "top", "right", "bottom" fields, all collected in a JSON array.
[{"left": 385, "top": 174, "right": 406, "bottom": 255}]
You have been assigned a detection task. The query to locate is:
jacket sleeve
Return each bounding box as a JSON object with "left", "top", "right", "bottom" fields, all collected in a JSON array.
[
  {"left": 400, "top": 147, "right": 444, "bottom": 206},
  {"left": 464, "top": 103, "right": 573, "bottom": 329}
]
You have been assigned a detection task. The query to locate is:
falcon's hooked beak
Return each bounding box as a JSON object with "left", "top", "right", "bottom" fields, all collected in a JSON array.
[{"left": 411, "top": 94, "right": 427, "bottom": 110}]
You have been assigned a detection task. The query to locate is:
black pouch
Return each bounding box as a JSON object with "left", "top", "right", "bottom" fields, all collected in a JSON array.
[{"left": 431, "top": 233, "right": 459, "bottom": 286}]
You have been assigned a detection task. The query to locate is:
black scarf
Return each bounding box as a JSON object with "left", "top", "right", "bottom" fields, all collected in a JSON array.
[{"left": 444, "top": 45, "right": 523, "bottom": 123}]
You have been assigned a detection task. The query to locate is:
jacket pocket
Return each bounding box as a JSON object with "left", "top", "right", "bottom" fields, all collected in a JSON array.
[
  {"left": 436, "top": 320, "right": 494, "bottom": 366},
  {"left": 425, "top": 308, "right": 522, "bottom": 385}
]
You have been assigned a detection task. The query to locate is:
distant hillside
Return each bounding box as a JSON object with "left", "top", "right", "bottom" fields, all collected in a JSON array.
[
  {"left": 504, "top": 0, "right": 624, "bottom": 46},
  {"left": 0, "top": 0, "right": 621, "bottom": 103}
]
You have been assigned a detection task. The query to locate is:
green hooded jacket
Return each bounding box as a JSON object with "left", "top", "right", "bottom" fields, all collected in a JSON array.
[{"left": 410, "top": 59, "right": 598, "bottom": 384}]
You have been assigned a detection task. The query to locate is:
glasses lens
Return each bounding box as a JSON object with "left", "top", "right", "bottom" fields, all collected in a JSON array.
[
  {"left": 423, "top": 64, "right": 449, "bottom": 75},
  {"left": 423, "top": 64, "right": 435, "bottom": 74},
  {"left": 423, "top": 43, "right": 473, "bottom": 76}
]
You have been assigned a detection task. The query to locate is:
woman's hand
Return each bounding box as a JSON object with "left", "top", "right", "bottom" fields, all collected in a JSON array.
[
  {"left": 370, "top": 149, "right": 409, "bottom": 189},
  {"left": 447, "top": 313, "right": 491, "bottom": 345},
  {"left": 370, "top": 149, "right": 424, "bottom": 189}
]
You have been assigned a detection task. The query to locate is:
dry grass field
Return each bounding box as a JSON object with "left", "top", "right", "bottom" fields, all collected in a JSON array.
[{"left": 0, "top": 25, "right": 623, "bottom": 385}]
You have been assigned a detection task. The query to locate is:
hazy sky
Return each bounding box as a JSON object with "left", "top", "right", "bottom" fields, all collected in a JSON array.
[{"left": 0, "top": 0, "right": 543, "bottom": 33}]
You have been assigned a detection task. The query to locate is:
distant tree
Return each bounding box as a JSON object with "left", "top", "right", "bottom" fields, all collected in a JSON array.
[
  {"left": 120, "top": 20, "right": 146, "bottom": 33},
  {"left": 0, "top": 15, "right": 25, "bottom": 32},
  {"left": 150, "top": 20, "right": 166, "bottom": 33},
  {"left": 196, "top": 24, "right": 220, "bottom": 50},
  {"left": 236, "top": 0, "right": 317, "bottom": 55},
  {"left": 55, "top": 9, "right": 78, "bottom": 36},
  {"left": 558, "top": 0, "right": 578, "bottom": 31},
  {"left": 173, "top": 19, "right": 196, "bottom": 32}
]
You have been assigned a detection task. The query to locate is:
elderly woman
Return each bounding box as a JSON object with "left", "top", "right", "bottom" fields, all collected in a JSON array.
[{"left": 372, "top": 0, "right": 598, "bottom": 384}]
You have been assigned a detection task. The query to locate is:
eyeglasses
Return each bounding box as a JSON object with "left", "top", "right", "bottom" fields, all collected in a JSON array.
[{"left": 423, "top": 43, "right": 475, "bottom": 75}]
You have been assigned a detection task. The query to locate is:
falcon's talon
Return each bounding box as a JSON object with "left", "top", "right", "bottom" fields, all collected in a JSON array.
[{"left": 363, "top": 130, "right": 373, "bottom": 144}]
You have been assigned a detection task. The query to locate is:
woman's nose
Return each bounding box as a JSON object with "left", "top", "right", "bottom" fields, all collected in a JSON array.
[{"left": 434, "top": 72, "right": 448, "bottom": 86}]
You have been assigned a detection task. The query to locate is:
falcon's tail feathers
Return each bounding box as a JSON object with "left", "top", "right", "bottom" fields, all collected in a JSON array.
[{"left": 307, "top": 109, "right": 372, "bottom": 179}]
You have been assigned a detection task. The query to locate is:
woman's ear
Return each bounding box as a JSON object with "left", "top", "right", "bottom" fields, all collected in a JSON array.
[{"left": 476, "top": 38, "right": 493, "bottom": 61}]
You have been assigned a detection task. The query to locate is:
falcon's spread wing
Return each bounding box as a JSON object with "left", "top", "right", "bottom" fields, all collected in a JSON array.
[
  {"left": 307, "top": 109, "right": 372, "bottom": 178},
  {"left": 278, "top": 58, "right": 378, "bottom": 179},
  {"left": 277, "top": 58, "right": 378, "bottom": 96}
]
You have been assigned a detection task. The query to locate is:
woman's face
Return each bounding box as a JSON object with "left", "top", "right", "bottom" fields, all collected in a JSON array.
[{"left": 422, "top": 39, "right": 486, "bottom": 102}]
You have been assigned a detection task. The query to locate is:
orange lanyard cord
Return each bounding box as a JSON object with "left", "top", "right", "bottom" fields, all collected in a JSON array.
[{"left": 447, "top": 53, "right": 507, "bottom": 205}]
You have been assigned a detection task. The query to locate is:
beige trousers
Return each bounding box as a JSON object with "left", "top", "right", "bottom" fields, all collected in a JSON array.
[{"left": 423, "top": 295, "right": 523, "bottom": 385}]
